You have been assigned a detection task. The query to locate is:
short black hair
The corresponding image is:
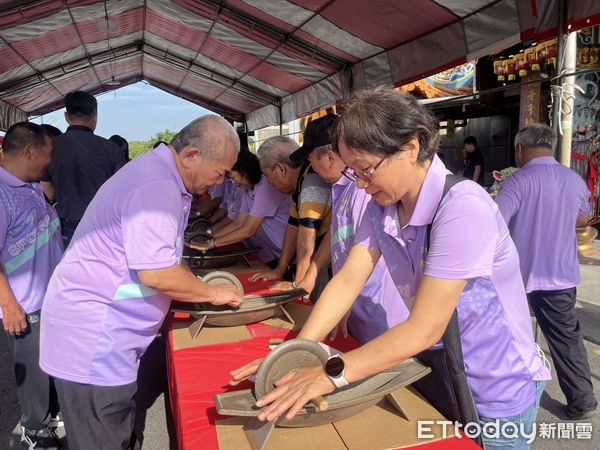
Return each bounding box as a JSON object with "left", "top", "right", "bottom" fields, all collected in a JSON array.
[
  {"left": 2, "top": 122, "right": 49, "bottom": 155},
  {"left": 153, "top": 140, "right": 168, "bottom": 149},
  {"left": 41, "top": 124, "right": 62, "bottom": 137},
  {"left": 110, "top": 134, "right": 130, "bottom": 162},
  {"left": 464, "top": 136, "right": 477, "bottom": 146},
  {"left": 109, "top": 134, "right": 128, "bottom": 149},
  {"left": 65, "top": 91, "right": 97, "bottom": 118},
  {"left": 232, "top": 150, "right": 262, "bottom": 186}
]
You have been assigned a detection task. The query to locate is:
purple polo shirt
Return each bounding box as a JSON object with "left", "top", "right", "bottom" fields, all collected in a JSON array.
[
  {"left": 40, "top": 144, "right": 192, "bottom": 386},
  {"left": 240, "top": 176, "right": 291, "bottom": 263},
  {"left": 331, "top": 177, "right": 409, "bottom": 344},
  {"left": 0, "top": 168, "right": 63, "bottom": 317},
  {"left": 496, "top": 157, "right": 590, "bottom": 292},
  {"left": 210, "top": 181, "right": 225, "bottom": 199},
  {"left": 355, "top": 155, "right": 550, "bottom": 418},
  {"left": 220, "top": 179, "right": 244, "bottom": 221}
]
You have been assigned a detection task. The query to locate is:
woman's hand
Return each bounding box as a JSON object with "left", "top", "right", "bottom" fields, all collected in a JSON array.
[
  {"left": 230, "top": 358, "right": 264, "bottom": 386},
  {"left": 185, "top": 238, "right": 214, "bottom": 252},
  {"left": 255, "top": 365, "right": 335, "bottom": 422},
  {"left": 248, "top": 268, "right": 284, "bottom": 282},
  {"left": 269, "top": 280, "right": 295, "bottom": 292}
]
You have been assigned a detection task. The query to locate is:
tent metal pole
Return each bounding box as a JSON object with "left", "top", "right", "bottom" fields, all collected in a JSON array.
[
  {"left": 278, "top": 99, "right": 283, "bottom": 135},
  {"left": 558, "top": 31, "right": 577, "bottom": 168}
]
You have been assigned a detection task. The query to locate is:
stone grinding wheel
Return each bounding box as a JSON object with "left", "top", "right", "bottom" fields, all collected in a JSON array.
[
  {"left": 254, "top": 339, "right": 329, "bottom": 400},
  {"left": 188, "top": 218, "right": 212, "bottom": 234},
  {"left": 200, "top": 271, "right": 244, "bottom": 296},
  {"left": 186, "top": 230, "right": 213, "bottom": 246}
]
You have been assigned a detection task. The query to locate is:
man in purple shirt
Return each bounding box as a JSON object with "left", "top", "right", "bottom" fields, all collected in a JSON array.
[
  {"left": 496, "top": 123, "right": 597, "bottom": 420},
  {"left": 202, "top": 150, "right": 292, "bottom": 267},
  {"left": 1, "top": 122, "right": 63, "bottom": 449},
  {"left": 39, "top": 116, "right": 244, "bottom": 450}
]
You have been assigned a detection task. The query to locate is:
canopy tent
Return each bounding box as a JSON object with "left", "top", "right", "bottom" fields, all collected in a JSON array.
[{"left": 1, "top": 0, "right": 599, "bottom": 131}]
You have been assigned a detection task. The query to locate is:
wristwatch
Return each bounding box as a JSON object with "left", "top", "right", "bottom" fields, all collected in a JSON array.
[{"left": 324, "top": 354, "right": 349, "bottom": 388}]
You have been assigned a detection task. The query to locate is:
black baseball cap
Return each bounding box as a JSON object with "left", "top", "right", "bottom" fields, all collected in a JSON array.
[{"left": 290, "top": 114, "right": 338, "bottom": 165}]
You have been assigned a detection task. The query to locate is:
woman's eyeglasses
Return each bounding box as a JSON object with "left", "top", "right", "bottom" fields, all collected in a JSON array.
[{"left": 341, "top": 155, "right": 388, "bottom": 183}]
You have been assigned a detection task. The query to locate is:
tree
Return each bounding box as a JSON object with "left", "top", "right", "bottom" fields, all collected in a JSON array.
[{"left": 127, "top": 129, "right": 178, "bottom": 159}]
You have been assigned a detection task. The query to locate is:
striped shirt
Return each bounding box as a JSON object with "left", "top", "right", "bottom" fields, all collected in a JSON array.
[{"left": 288, "top": 162, "right": 331, "bottom": 238}]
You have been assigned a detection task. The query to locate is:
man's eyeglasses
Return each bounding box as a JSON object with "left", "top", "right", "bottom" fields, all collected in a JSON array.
[{"left": 341, "top": 155, "right": 388, "bottom": 183}]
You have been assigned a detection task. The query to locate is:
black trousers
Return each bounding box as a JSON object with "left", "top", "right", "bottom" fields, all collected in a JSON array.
[
  {"left": 2, "top": 311, "right": 53, "bottom": 431},
  {"left": 54, "top": 378, "right": 137, "bottom": 450},
  {"left": 528, "top": 288, "right": 597, "bottom": 413}
]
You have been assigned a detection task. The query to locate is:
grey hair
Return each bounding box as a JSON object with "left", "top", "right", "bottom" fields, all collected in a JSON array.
[
  {"left": 514, "top": 123, "right": 557, "bottom": 151},
  {"left": 171, "top": 115, "right": 240, "bottom": 159},
  {"left": 312, "top": 144, "right": 332, "bottom": 159},
  {"left": 332, "top": 87, "right": 440, "bottom": 163},
  {"left": 256, "top": 136, "right": 301, "bottom": 170}
]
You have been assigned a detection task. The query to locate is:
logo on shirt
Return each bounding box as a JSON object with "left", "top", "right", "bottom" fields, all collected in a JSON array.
[{"left": 7, "top": 213, "right": 52, "bottom": 257}]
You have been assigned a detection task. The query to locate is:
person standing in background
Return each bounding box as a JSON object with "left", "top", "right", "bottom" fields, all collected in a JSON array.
[
  {"left": 41, "top": 91, "right": 124, "bottom": 247},
  {"left": 496, "top": 123, "right": 597, "bottom": 420},
  {"left": 109, "top": 135, "right": 130, "bottom": 164},
  {"left": 462, "top": 136, "right": 484, "bottom": 185},
  {"left": 1, "top": 122, "right": 63, "bottom": 450}
]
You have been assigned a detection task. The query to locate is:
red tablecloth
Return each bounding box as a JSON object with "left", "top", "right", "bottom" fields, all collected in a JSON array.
[{"left": 166, "top": 271, "right": 480, "bottom": 450}]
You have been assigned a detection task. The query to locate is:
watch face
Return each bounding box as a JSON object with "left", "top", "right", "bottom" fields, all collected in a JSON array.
[{"left": 325, "top": 356, "right": 345, "bottom": 377}]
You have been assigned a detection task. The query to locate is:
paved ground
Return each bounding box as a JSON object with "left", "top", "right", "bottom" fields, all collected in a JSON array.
[{"left": 2, "top": 245, "right": 599, "bottom": 449}]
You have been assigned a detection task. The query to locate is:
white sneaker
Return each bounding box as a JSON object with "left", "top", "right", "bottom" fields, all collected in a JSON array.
[
  {"left": 21, "top": 426, "right": 61, "bottom": 449},
  {"left": 48, "top": 413, "right": 64, "bottom": 429}
]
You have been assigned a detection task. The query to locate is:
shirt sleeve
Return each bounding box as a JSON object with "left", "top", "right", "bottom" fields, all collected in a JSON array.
[
  {"left": 495, "top": 175, "right": 522, "bottom": 226},
  {"left": 250, "top": 180, "right": 285, "bottom": 219},
  {"left": 424, "top": 190, "right": 497, "bottom": 279},
  {"left": 211, "top": 182, "right": 225, "bottom": 199},
  {"left": 122, "top": 181, "right": 181, "bottom": 270},
  {"left": 297, "top": 172, "right": 331, "bottom": 230},
  {"left": 354, "top": 200, "right": 381, "bottom": 251},
  {"left": 473, "top": 151, "right": 484, "bottom": 166},
  {"left": 577, "top": 177, "right": 591, "bottom": 217},
  {"left": 0, "top": 200, "right": 8, "bottom": 250},
  {"left": 239, "top": 189, "right": 250, "bottom": 215}
]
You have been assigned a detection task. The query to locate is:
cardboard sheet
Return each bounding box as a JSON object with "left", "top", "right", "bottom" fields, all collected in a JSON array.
[
  {"left": 216, "top": 417, "right": 346, "bottom": 450},
  {"left": 333, "top": 387, "right": 452, "bottom": 449},
  {"left": 215, "top": 386, "right": 456, "bottom": 450},
  {"left": 260, "top": 301, "right": 313, "bottom": 331},
  {"left": 172, "top": 321, "right": 252, "bottom": 350}
]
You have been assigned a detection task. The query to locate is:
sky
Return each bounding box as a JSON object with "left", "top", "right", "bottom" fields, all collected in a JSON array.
[{"left": 31, "top": 82, "right": 214, "bottom": 142}]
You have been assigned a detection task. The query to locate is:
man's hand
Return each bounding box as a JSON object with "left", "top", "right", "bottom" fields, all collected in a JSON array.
[
  {"left": 269, "top": 280, "right": 295, "bottom": 292},
  {"left": 230, "top": 358, "right": 264, "bottom": 386},
  {"left": 185, "top": 238, "right": 215, "bottom": 252},
  {"left": 249, "top": 268, "right": 284, "bottom": 282},
  {"left": 1, "top": 301, "right": 27, "bottom": 335},
  {"left": 209, "top": 285, "right": 244, "bottom": 308}
]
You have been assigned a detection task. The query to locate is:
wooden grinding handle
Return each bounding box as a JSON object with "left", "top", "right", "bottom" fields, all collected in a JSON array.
[{"left": 310, "top": 395, "right": 329, "bottom": 411}]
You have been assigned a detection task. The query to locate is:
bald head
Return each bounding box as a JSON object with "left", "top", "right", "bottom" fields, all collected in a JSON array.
[
  {"left": 256, "top": 136, "right": 300, "bottom": 171},
  {"left": 171, "top": 115, "right": 240, "bottom": 160}
]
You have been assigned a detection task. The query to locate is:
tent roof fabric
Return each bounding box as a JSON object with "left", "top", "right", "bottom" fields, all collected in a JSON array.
[{"left": 0, "top": 0, "right": 599, "bottom": 130}]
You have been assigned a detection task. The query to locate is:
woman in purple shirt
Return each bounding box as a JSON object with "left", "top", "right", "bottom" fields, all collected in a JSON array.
[{"left": 232, "top": 89, "right": 550, "bottom": 449}]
